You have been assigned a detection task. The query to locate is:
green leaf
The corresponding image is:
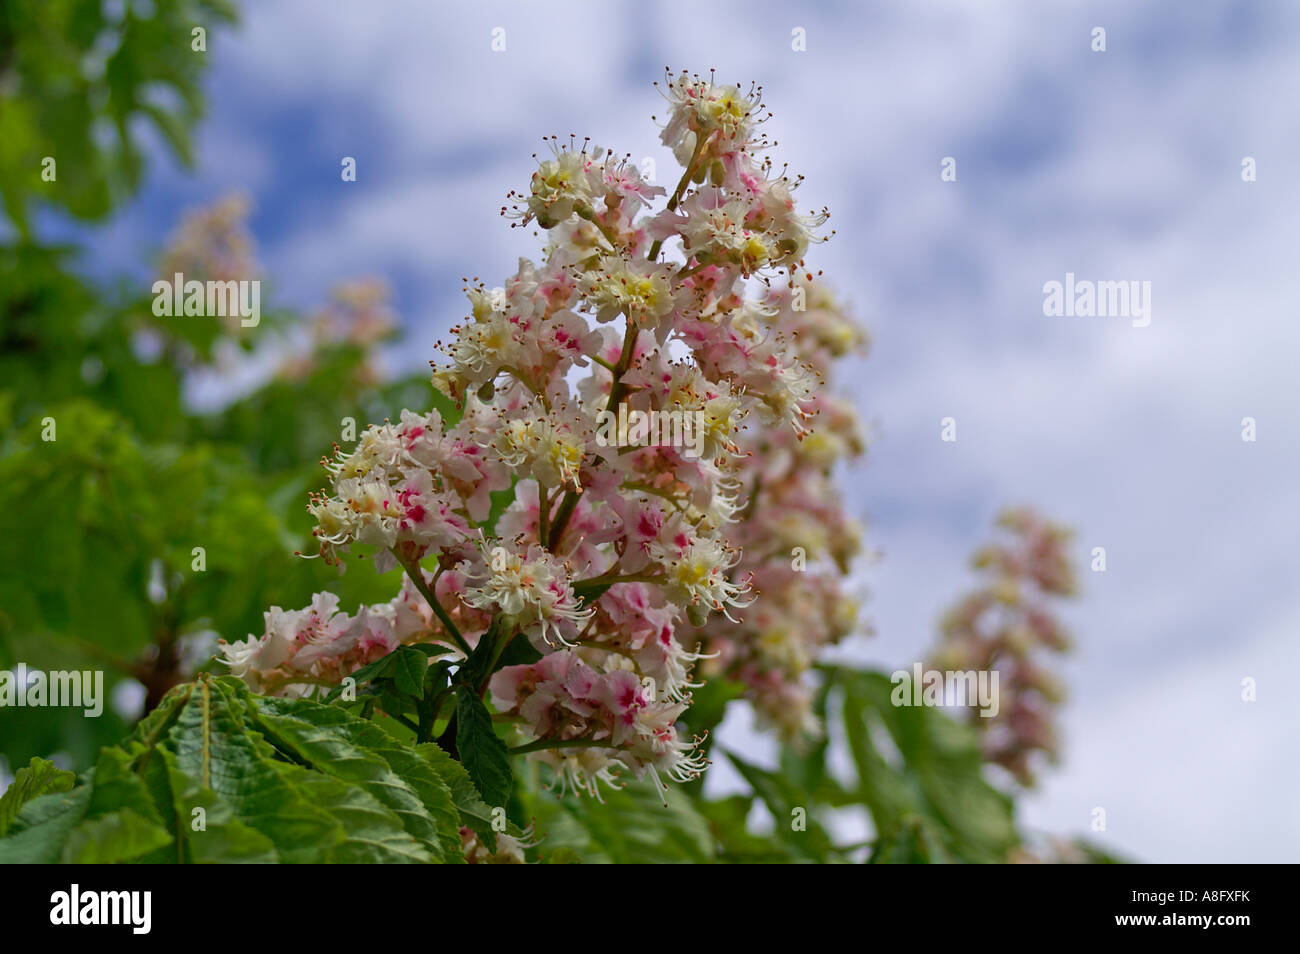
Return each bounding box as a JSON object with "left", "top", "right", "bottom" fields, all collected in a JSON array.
[
  {"left": 696, "top": 794, "right": 796, "bottom": 863},
  {"left": 832, "top": 668, "right": 1018, "bottom": 863},
  {"left": 322, "top": 644, "right": 440, "bottom": 702},
  {"left": 493, "top": 632, "right": 542, "bottom": 669},
  {"left": 61, "top": 807, "right": 172, "bottom": 864},
  {"left": 0, "top": 675, "right": 479, "bottom": 863},
  {"left": 427, "top": 389, "right": 463, "bottom": 428},
  {"left": 165, "top": 679, "right": 347, "bottom": 863},
  {"left": 525, "top": 782, "right": 715, "bottom": 864},
  {"left": 283, "top": 765, "right": 433, "bottom": 864},
  {"left": 456, "top": 618, "right": 504, "bottom": 690},
  {"left": 723, "top": 750, "right": 835, "bottom": 860},
  {"left": 390, "top": 646, "right": 430, "bottom": 698},
  {"left": 542, "top": 846, "right": 583, "bottom": 864},
  {"left": 480, "top": 484, "right": 516, "bottom": 538},
  {"left": 867, "top": 816, "right": 952, "bottom": 864},
  {"left": 454, "top": 686, "right": 513, "bottom": 809},
  {"left": 0, "top": 787, "right": 92, "bottom": 864},
  {"left": 158, "top": 747, "right": 278, "bottom": 864},
  {"left": 249, "top": 692, "right": 460, "bottom": 863},
  {"left": 0, "top": 757, "right": 75, "bottom": 836},
  {"left": 84, "top": 745, "right": 166, "bottom": 826},
  {"left": 417, "top": 742, "right": 504, "bottom": 851}
]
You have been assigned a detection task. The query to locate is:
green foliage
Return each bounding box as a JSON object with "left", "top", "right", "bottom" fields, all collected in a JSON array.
[
  {"left": 0, "top": 756, "right": 75, "bottom": 835},
  {"left": 0, "top": 0, "right": 236, "bottom": 233},
  {"left": 680, "top": 666, "right": 1019, "bottom": 864},
  {"left": 829, "top": 668, "right": 1018, "bottom": 863},
  {"left": 0, "top": 393, "right": 413, "bottom": 766},
  {"left": 0, "top": 0, "right": 440, "bottom": 773},
  {"left": 523, "top": 780, "right": 717, "bottom": 864},
  {"left": 0, "top": 675, "right": 467, "bottom": 863}
]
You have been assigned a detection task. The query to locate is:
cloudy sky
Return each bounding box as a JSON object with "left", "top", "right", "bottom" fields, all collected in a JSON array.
[{"left": 50, "top": 0, "right": 1300, "bottom": 862}]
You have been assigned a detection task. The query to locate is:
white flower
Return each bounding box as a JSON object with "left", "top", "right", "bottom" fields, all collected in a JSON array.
[
  {"left": 465, "top": 544, "right": 593, "bottom": 647},
  {"left": 581, "top": 258, "right": 677, "bottom": 327},
  {"left": 651, "top": 533, "right": 752, "bottom": 621},
  {"left": 658, "top": 71, "right": 763, "bottom": 165},
  {"left": 487, "top": 401, "right": 590, "bottom": 491}
]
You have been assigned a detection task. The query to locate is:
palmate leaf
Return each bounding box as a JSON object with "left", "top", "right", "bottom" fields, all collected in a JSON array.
[
  {"left": 0, "top": 674, "right": 466, "bottom": 863},
  {"left": 723, "top": 750, "right": 837, "bottom": 861},
  {"left": 829, "top": 667, "right": 1018, "bottom": 863},
  {"left": 250, "top": 691, "right": 462, "bottom": 863}
]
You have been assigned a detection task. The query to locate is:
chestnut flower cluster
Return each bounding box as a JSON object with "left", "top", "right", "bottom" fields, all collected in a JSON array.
[
  {"left": 158, "top": 191, "right": 258, "bottom": 291},
  {"left": 694, "top": 276, "right": 867, "bottom": 738},
  {"left": 148, "top": 192, "right": 261, "bottom": 366},
  {"left": 221, "top": 70, "right": 866, "bottom": 800},
  {"left": 278, "top": 278, "right": 398, "bottom": 386},
  {"left": 927, "top": 508, "right": 1076, "bottom": 786}
]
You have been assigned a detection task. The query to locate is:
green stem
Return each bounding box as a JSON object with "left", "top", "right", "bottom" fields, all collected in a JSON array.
[
  {"left": 394, "top": 549, "right": 471, "bottom": 656},
  {"left": 537, "top": 482, "right": 550, "bottom": 549},
  {"left": 603, "top": 323, "right": 641, "bottom": 413},
  {"left": 477, "top": 624, "right": 518, "bottom": 697},
  {"left": 674, "top": 260, "right": 709, "bottom": 281},
  {"left": 390, "top": 712, "right": 420, "bottom": 735},
  {"left": 646, "top": 136, "right": 707, "bottom": 262},
  {"left": 416, "top": 701, "right": 435, "bottom": 744},
  {"left": 546, "top": 489, "right": 579, "bottom": 551}
]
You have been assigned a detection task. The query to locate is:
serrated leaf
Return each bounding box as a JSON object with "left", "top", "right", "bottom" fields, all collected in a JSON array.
[
  {"left": 158, "top": 747, "right": 279, "bottom": 864},
  {"left": 166, "top": 678, "right": 346, "bottom": 862},
  {"left": 389, "top": 646, "right": 429, "bottom": 698},
  {"left": 283, "top": 765, "right": 433, "bottom": 864},
  {"left": 250, "top": 692, "right": 460, "bottom": 863},
  {"left": 527, "top": 783, "right": 715, "bottom": 864},
  {"left": 454, "top": 686, "right": 512, "bottom": 809},
  {"left": 61, "top": 807, "right": 173, "bottom": 864},
  {"left": 417, "top": 742, "right": 505, "bottom": 852},
  {"left": 0, "top": 787, "right": 92, "bottom": 864},
  {"left": 0, "top": 757, "right": 75, "bottom": 836}
]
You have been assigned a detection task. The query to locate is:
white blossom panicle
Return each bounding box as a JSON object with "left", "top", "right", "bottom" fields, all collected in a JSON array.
[{"left": 227, "top": 71, "right": 867, "bottom": 793}]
